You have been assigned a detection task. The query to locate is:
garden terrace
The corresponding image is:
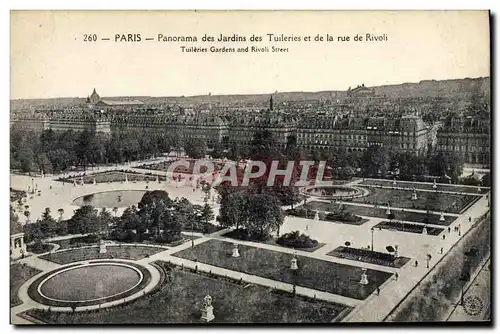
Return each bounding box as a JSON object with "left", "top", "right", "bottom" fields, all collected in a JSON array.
[
  {"left": 57, "top": 170, "right": 167, "bottom": 184},
  {"left": 327, "top": 246, "right": 411, "bottom": 268},
  {"left": 10, "top": 263, "right": 43, "bottom": 307},
  {"left": 351, "top": 187, "right": 480, "bottom": 214},
  {"left": 39, "top": 245, "right": 165, "bottom": 265},
  {"left": 359, "top": 179, "right": 490, "bottom": 195},
  {"left": 172, "top": 239, "right": 392, "bottom": 300},
  {"left": 23, "top": 263, "right": 352, "bottom": 324},
  {"left": 302, "top": 201, "right": 456, "bottom": 226},
  {"left": 373, "top": 221, "right": 445, "bottom": 236}
]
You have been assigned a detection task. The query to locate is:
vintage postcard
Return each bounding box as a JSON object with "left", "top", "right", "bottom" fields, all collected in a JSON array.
[{"left": 9, "top": 10, "right": 491, "bottom": 325}]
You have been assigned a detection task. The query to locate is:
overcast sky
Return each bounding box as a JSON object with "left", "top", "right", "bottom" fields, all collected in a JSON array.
[{"left": 10, "top": 10, "right": 490, "bottom": 99}]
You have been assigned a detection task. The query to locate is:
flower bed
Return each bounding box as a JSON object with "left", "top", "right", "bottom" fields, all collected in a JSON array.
[
  {"left": 373, "top": 221, "right": 444, "bottom": 236},
  {"left": 327, "top": 246, "right": 411, "bottom": 268},
  {"left": 276, "top": 231, "right": 319, "bottom": 249}
]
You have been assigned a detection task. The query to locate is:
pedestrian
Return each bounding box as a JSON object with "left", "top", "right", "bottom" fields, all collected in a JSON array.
[
  {"left": 468, "top": 217, "right": 472, "bottom": 223},
  {"left": 395, "top": 273, "right": 399, "bottom": 281},
  {"left": 442, "top": 234, "right": 446, "bottom": 240},
  {"left": 440, "top": 247, "right": 443, "bottom": 254},
  {"left": 376, "top": 287, "right": 380, "bottom": 296},
  {"left": 448, "top": 227, "right": 451, "bottom": 233},
  {"left": 415, "top": 260, "right": 418, "bottom": 267}
]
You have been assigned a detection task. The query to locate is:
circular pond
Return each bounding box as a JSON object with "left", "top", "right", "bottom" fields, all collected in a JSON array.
[
  {"left": 303, "top": 185, "right": 369, "bottom": 200},
  {"left": 73, "top": 190, "right": 147, "bottom": 208},
  {"left": 39, "top": 263, "right": 143, "bottom": 303}
]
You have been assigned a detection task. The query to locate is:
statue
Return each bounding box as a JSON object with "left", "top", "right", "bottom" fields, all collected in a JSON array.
[
  {"left": 411, "top": 189, "right": 418, "bottom": 200},
  {"left": 439, "top": 211, "right": 445, "bottom": 222},
  {"left": 232, "top": 243, "right": 240, "bottom": 257},
  {"left": 200, "top": 295, "right": 215, "bottom": 322},
  {"left": 359, "top": 268, "right": 369, "bottom": 285}
]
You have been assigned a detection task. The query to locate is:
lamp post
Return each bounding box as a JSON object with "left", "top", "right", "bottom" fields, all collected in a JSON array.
[{"left": 371, "top": 227, "right": 375, "bottom": 251}]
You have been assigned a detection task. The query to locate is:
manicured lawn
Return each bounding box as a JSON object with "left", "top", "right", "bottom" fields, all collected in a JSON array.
[
  {"left": 373, "top": 221, "right": 444, "bottom": 236},
  {"left": 360, "top": 179, "right": 489, "bottom": 194},
  {"left": 39, "top": 245, "right": 165, "bottom": 265},
  {"left": 27, "top": 243, "right": 54, "bottom": 254},
  {"left": 327, "top": 246, "right": 411, "bottom": 268},
  {"left": 10, "top": 263, "right": 42, "bottom": 307},
  {"left": 302, "top": 201, "right": 456, "bottom": 226},
  {"left": 172, "top": 239, "right": 392, "bottom": 300},
  {"left": 27, "top": 261, "right": 152, "bottom": 308},
  {"left": 23, "top": 266, "right": 351, "bottom": 323},
  {"left": 352, "top": 187, "right": 479, "bottom": 214}
]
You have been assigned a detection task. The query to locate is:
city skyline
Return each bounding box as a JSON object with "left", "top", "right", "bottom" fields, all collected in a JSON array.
[
  {"left": 10, "top": 74, "right": 490, "bottom": 101},
  {"left": 11, "top": 11, "right": 490, "bottom": 99}
]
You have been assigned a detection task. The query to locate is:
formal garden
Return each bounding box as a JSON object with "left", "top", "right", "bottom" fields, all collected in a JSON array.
[
  {"left": 351, "top": 187, "right": 480, "bottom": 214},
  {"left": 10, "top": 263, "right": 43, "bottom": 307},
  {"left": 327, "top": 246, "right": 411, "bottom": 268},
  {"left": 172, "top": 239, "right": 392, "bottom": 300},
  {"left": 302, "top": 201, "right": 457, "bottom": 226},
  {"left": 359, "top": 179, "right": 489, "bottom": 194},
  {"left": 22, "top": 261, "right": 352, "bottom": 324},
  {"left": 373, "top": 221, "right": 444, "bottom": 236}
]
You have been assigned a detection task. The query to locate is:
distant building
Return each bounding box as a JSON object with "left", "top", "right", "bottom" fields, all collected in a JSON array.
[
  {"left": 437, "top": 117, "right": 490, "bottom": 166},
  {"left": 87, "top": 88, "right": 144, "bottom": 110},
  {"left": 347, "top": 84, "right": 375, "bottom": 98}
]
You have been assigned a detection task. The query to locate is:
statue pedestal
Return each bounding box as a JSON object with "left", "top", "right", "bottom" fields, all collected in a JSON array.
[
  {"left": 411, "top": 192, "right": 418, "bottom": 200},
  {"left": 439, "top": 212, "right": 445, "bottom": 222},
  {"left": 200, "top": 306, "right": 215, "bottom": 322},
  {"left": 290, "top": 258, "right": 298, "bottom": 270},
  {"left": 422, "top": 227, "right": 428, "bottom": 235},
  {"left": 360, "top": 273, "right": 369, "bottom": 285},
  {"left": 99, "top": 243, "right": 107, "bottom": 254}
]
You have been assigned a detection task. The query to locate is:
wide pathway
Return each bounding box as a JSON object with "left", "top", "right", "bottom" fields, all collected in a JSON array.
[{"left": 343, "top": 194, "right": 490, "bottom": 322}]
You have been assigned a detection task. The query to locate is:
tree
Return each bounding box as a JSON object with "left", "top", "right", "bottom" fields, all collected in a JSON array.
[
  {"left": 10, "top": 205, "right": 22, "bottom": 235},
  {"left": 362, "top": 145, "right": 390, "bottom": 177},
  {"left": 217, "top": 191, "right": 248, "bottom": 230},
  {"left": 67, "top": 205, "right": 99, "bottom": 234},
  {"left": 23, "top": 210, "right": 31, "bottom": 225},
  {"left": 57, "top": 208, "right": 64, "bottom": 222},
  {"left": 184, "top": 137, "right": 207, "bottom": 159},
  {"left": 200, "top": 204, "right": 215, "bottom": 225},
  {"left": 39, "top": 207, "right": 57, "bottom": 236},
  {"left": 211, "top": 141, "right": 224, "bottom": 159},
  {"left": 244, "top": 193, "right": 284, "bottom": 239}
]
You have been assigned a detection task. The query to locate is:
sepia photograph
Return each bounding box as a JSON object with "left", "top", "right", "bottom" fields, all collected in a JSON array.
[{"left": 8, "top": 10, "right": 491, "bottom": 325}]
